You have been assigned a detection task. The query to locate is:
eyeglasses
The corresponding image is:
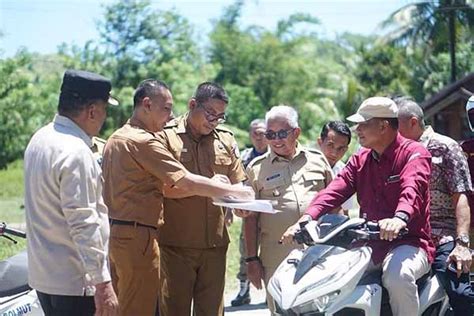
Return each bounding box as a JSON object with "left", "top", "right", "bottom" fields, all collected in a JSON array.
[
  {"left": 197, "top": 103, "right": 226, "bottom": 124},
  {"left": 264, "top": 128, "right": 295, "bottom": 140}
]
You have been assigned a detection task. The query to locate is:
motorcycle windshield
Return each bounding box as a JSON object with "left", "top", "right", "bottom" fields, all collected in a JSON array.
[{"left": 293, "top": 244, "right": 335, "bottom": 284}]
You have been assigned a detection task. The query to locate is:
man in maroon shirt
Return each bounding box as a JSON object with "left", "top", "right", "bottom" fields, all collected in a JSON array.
[{"left": 281, "top": 97, "right": 435, "bottom": 316}]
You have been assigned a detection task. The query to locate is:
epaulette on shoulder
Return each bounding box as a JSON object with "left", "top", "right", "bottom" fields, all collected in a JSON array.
[
  {"left": 92, "top": 136, "right": 107, "bottom": 145},
  {"left": 215, "top": 124, "right": 234, "bottom": 135},
  {"left": 247, "top": 152, "right": 268, "bottom": 169},
  {"left": 305, "top": 147, "right": 324, "bottom": 156},
  {"left": 163, "top": 119, "right": 178, "bottom": 129}
]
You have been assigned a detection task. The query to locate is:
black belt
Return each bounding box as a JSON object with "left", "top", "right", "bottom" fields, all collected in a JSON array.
[{"left": 109, "top": 218, "right": 157, "bottom": 230}]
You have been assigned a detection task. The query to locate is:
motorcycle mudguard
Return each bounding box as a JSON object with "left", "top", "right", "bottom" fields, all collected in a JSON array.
[{"left": 0, "top": 289, "right": 44, "bottom": 316}]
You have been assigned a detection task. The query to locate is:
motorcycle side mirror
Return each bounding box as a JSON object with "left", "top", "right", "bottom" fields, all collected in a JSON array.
[
  {"left": 299, "top": 221, "right": 309, "bottom": 229},
  {"left": 304, "top": 221, "right": 320, "bottom": 242}
]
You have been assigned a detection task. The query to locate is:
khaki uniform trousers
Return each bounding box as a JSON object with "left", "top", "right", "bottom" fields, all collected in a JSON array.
[
  {"left": 159, "top": 245, "right": 227, "bottom": 316},
  {"left": 109, "top": 225, "right": 160, "bottom": 316}
]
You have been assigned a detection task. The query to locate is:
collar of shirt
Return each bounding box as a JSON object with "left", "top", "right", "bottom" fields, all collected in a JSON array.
[
  {"left": 252, "top": 147, "right": 267, "bottom": 157},
  {"left": 174, "top": 113, "right": 188, "bottom": 134},
  {"left": 370, "top": 133, "right": 403, "bottom": 162},
  {"left": 53, "top": 114, "right": 92, "bottom": 148},
  {"left": 269, "top": 142, "right": 305, "bottom": 163},
  {"left": 126, "top": 118, "right": 157, "bottom": 136},
  {"left": 418, "top": 126, "right": 435, "bottom": 147}
]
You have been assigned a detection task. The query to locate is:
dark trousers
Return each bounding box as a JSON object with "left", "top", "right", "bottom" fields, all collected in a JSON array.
[
  {"left": 236, "top": 224, "right": 248, "bottom": 282},
  {"left": 37, "top": 291, "right": 95, "bottom": 316},
  {"left": 432, "top": 241, "right": 474, "bottom": 315}
]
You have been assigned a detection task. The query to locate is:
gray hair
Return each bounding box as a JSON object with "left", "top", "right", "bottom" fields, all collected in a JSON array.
[
  {"left": 395, "top": 98, "right": 425, "bottom": 129},
  {"left": 265, "top": 105, "right": 299, "bottom": 128},
  {"left": 249, "top": 118, "right": 265, "bottom": 130}
]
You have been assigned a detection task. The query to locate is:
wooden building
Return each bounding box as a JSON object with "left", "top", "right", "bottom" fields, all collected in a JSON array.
[{"left": 421, "top": 73, "right": 474, "bottom": 141}]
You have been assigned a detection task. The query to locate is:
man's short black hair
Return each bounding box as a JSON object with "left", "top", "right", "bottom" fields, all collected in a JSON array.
[
  {"left": 133, "top": 79, "right": 170, "bottom": 108},
  {"left": 385, "top": 118, "right": 399, "bottom": 130},
  {"left": 58, "top": 95, "right": 102, "bottom": 117},
  {"left": 193, "top": 82, "right": 228, "bottom": 104},
  {"left": 320, "top": 121, "right": 351, "bottom": 145}
]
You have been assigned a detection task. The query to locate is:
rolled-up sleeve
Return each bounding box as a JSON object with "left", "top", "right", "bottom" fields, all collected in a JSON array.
[
  {"left": 134, "top": 137, "right": 187, "bottom": 185},
  {"left": 59, "top": 149, "right": 110, "bottom": 285}
]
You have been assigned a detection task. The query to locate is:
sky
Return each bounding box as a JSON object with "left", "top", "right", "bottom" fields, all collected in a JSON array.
[{"left": 0, "top": 0, "right": 412, "bottom": 57}]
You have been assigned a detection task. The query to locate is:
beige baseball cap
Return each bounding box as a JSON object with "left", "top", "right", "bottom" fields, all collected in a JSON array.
[{"left": 347, "top": 97, "right": 398, "bottom": 123}]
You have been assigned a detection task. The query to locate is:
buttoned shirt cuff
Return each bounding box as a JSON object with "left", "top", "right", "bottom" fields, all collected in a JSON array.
[
  {"left": 88, "top": 266, "right": 111, "bottom": 286},
  {"left": 305, "top": 207, "right": 322, "bottom": 220},
  {"left": 395, "top": 202, "right": 414, "bottom": 220}
]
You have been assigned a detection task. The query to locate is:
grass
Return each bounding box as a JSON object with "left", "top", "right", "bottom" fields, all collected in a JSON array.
[
  {"left": 0, "top": 160, "right": 26, "bottom": 260},
  {"left": 225, "top": 217, "right": 244, "bottom": 293},
  {"left": 0, "top": 159, "right": 244, "bottom": 294}
]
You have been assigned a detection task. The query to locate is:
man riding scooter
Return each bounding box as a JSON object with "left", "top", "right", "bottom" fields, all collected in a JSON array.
[{"left": 281, "top": 97, "right": 435, "bottom": 316}]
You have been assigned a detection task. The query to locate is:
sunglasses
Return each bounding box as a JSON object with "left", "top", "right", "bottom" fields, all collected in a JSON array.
[{"left": 264, "top": 128, "right": 295, "bottom": 140}]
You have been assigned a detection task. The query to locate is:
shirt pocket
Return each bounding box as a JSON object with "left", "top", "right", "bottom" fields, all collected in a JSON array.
[
  {"left": 260, "top": 178, "right": 286, "bottom": 199},
  {"left": 302, "top": 172, "right": 326, "bottom": 192},
  {"left": 214, "top": 153, "right": 232, "bottom": 175}
]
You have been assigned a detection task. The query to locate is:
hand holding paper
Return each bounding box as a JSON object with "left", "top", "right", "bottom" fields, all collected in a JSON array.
[{"left": 213, "top": 197, "right": 276, "bottom": 214}]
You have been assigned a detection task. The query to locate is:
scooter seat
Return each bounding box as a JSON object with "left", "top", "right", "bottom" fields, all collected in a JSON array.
[{"left": 0, "top": 250, "right": 30, "bottom": 297}]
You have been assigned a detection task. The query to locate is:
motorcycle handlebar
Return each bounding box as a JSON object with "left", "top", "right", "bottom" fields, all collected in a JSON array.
[
  {"left": 293, "top": 220, "right": 409, "bottom": 245},
  {"left": 0, "top": 222, "right": 27, "bottom": 239}
]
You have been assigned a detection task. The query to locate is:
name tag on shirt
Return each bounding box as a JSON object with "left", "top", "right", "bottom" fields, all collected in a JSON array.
[
  {"left": 266, "top": 173, "right": 281, "bottom": 182},
  {"left": 386, "top": 174, "right": 401, "bottom": 184},
  {"left": 432, "top": 156, "right": 443, "bottom": 164}
]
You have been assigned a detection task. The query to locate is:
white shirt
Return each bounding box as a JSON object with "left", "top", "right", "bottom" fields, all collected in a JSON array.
[
  {"left": 332, "top": 160, "right": 358, "bottom": 211},
  {"left": 24, "top": 114, "right": 110, "bottom": 296}
]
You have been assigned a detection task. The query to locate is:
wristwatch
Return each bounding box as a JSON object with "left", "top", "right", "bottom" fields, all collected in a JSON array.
[
  {"left": 245, "top": 256, "right": 260, "bottom": 263},
  {"left": 394, "top": 211, "right": 410, "bottom": 223},
  {"left": 456, "top": 234, "right": 470, "bottom": 247}
]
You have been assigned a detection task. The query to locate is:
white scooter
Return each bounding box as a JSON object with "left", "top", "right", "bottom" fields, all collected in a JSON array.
[
  {"left": 0, "top": 222, "right": 44, "bottom": 316},
  {"left": 268, "top": 214, "right": 450, "bottom": 316}
]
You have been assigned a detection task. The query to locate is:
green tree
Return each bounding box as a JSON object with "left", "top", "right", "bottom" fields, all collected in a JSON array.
[
  {"left": 0, "top": 51, "right": 61, "bottom": 168},
  {"left": 381, "top": 0, "right": 474, "bottom": 82},
  {"left": 355, "top": 44, "right": 412, "bottom": 98},
  {"left": 98, "top": 0, "right": 199, "bottom": 88}
]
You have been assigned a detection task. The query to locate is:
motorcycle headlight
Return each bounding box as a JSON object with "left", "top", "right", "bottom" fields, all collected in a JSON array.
[
  {"left": 313, "top": 290, "right": 340, "bottom": 312},
  {"left": 298, "top": 290, "right": 340, "bottom": 313}
]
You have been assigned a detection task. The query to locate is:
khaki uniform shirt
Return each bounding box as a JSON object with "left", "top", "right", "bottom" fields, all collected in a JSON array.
[
  {"left": 91, "top": 136, "right": 106, "bottom": 166},
  {"left": 155, "top": 114, "right": 247, "bottom": 248},
  {"left": 102, "top": 121, "right": 187, "bottom": 228},
  {"left": 247, "top": 145, "right": 333, "bottom": 267}
]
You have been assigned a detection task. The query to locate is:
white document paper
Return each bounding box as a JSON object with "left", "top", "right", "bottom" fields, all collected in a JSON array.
[{"left": 213, "top": 198, "right": 276, "bottom": 214}]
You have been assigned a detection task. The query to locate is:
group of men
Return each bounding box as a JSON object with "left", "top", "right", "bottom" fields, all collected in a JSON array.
[
  {"left": 233, "top": 96, "right": 474, "bottom": 315},
  {"left": 23, "top": 68, "right": 474, "bottom": 316},
  {"left": 24, "top": 70, "right": 254, "bottom": 316}
]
